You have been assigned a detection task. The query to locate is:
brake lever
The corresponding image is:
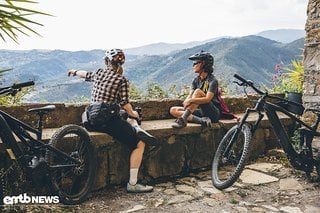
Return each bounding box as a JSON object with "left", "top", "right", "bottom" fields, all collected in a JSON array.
[
  {"left": 233, "top": 81, "right": 246, "bottom": 87},
  {"left": 10, "top": 88, "right": 20, "bottom": 96}
]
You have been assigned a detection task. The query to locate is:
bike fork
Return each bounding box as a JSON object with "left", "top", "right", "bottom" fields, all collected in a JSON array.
[{"left": 223, "top": 109, "right": 262, "bottom": 157}]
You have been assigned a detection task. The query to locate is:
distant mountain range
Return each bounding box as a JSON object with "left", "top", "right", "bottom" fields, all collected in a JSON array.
[
  {"left": 256, "top": 29, "right": 305, "bottom": 44},
  {"left": 0, "top": 29, "right": 305, "bottom": 102},
  {"left": 125, "top": 29, "right": 305, "bottom": 55}
]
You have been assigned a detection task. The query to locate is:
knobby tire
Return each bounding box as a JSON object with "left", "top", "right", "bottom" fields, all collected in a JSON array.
[
  {"left": 46, "top": 124, "right": 97, "bottom": 205},
  {"left": 211, "top": 123, "right": 251, "bottom": 189}
]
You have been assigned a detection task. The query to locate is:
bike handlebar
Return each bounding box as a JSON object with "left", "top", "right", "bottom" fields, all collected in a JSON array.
[
  {"left": 12, "top": 81, "right": 35, "bottom": 89},
  {"left": 0, "top": 81, "right": 35, "bottom": 96},
  {"left": 234, "top": 74, "right": 264, "bottom": 95},
  {"left": 233, "top": 74, "right": 304, "bottom": 108}
]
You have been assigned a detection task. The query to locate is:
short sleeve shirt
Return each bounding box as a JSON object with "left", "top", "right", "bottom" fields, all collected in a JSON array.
[
  {"left": 85, "top": 68, "right": 129, "bottom": 106},
  {"left": 191, "top": 73, "right": 219, "bottom": 104}
]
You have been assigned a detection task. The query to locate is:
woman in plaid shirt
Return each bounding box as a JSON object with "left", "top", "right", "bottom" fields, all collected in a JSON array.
[{"left": 68, "top": 49, "right": 156, "bottom": 193}]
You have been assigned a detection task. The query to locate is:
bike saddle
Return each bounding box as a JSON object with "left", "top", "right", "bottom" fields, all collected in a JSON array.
[{"left": 28, "top": 105, "right": 56, "bottom": 114}]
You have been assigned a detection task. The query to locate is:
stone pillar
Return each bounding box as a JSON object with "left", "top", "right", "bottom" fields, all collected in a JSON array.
[{"left": 303, "top": 0, "right": 320, "bottom": 108}]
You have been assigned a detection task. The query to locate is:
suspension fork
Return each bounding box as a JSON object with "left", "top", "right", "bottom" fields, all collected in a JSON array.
[{"left": 223, "top": 108, "right": 263, "bottom": 156}]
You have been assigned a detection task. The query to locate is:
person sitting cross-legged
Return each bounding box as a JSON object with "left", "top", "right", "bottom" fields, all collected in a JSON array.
[{"left": 170, "top": 51, "right": 221, "bottom": 128}]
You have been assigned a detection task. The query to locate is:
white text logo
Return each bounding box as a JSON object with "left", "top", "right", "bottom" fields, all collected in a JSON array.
[{"left": 3, "top": 193, "right": 59, "bottom": 205}]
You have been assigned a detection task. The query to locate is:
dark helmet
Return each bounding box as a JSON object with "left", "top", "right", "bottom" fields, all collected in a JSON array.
[
  {"left": 188, "top": 50, "right": 214, "bottom": 67},
  {"left": 104, "top": 48, "right": 125, "bottom": 65}
]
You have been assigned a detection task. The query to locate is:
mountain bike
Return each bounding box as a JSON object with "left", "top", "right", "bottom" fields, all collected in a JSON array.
[
  {"left": 0, "top": 81, "right": 97, "bottom": 205},
  {"left": 211, "top": 74, "right": 320, "bottom": 189}
]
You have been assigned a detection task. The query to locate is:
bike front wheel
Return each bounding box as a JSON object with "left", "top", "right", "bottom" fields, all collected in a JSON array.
[
  {"left": 212, "top": 123, "right": 251, "bottom": 190},
  {"left": 46, "top": 124, "right": 97, "bottom": 205}
]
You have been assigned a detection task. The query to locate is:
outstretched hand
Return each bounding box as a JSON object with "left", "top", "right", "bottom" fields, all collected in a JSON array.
[{"left": 67, "top": 69, "right": 78, "bottom": 77}]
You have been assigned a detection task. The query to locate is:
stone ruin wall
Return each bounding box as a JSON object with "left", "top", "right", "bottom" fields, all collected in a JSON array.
[{"left": 303, "top": 0, "right": 320, "bottom": 108}]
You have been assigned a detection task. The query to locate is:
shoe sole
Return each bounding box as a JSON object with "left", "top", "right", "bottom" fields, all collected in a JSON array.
[
  {"left": 171, "top": 124, "right": 187, "bottom": 129},
  {"left": 127, "top": 189, "right": 153, "bottom": 193}
]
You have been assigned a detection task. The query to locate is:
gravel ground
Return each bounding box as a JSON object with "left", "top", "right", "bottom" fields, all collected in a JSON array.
[{"left": 4, "top": 154, "right": 320, "bottom": 213}]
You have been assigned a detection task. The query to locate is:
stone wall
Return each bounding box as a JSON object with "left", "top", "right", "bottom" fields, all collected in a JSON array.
[
  {"left": 303, "top": 0, "right": 320, "bottom": 108},
  {"left": 0, "top": 99, "right": 293, "bottom": 190},
  {"left": 0, "top": 97, "right": 254, "bottom": 128}
]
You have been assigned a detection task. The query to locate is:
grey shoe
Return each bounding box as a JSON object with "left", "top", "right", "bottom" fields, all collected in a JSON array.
[
  {"left": 127, "top": 183, "right": 153, "bottom": 193},
  {"left": 172, "top": 117, "right": 187, "bottom": 128},
  {"left": 201, "top": 117, "right": 212, "bottom": 128}
]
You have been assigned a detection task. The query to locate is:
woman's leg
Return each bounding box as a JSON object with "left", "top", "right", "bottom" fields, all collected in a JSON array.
[
  {"left": 172, "top": 89, "right": 206, "bottom": 128},
  {"left": 129, "top": 140, "right": 145, "bottom": 185}
]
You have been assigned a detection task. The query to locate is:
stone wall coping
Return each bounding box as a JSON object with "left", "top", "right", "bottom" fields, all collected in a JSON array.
[{"left": 41, "top": 112, "right": 291, "bottom": 143}]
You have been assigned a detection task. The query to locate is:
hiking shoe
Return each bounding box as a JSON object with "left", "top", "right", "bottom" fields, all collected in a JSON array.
[
  {"left": 201, "top": 117, "right": 212, "bottom": 128},
  {"left": 127, "top": 183, "right": 153, "bottom": 193},
  {"left": 136, "top": 127, "right": 159, "bottom": 147},
  {"left": 172, "top": 117, "right": 187, "bottom": 129}
]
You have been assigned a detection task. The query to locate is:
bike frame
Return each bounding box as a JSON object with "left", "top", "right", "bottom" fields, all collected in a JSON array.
[
  {"left": 236, "top": 93, "right": 320, "bottom": 173},
  {"left": 0, "top": 109, "right": 81, "bottom": 171}
]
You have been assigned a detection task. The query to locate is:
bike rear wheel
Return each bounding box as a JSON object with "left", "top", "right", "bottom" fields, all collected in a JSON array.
[
  {"left": 46, "top": 124, "right": 97, "bottom": 205},
  {"left": 212, "top": 123, "right": 251, "bottom": 189}
]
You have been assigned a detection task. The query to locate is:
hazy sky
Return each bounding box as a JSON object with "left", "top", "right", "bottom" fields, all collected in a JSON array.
[{"left": 2, "top": 0, "right": 308, "bottom": 51}]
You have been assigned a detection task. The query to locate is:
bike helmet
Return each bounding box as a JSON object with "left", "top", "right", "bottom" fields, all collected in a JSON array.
[
  {"left": 189, "top": 50, "right": 214, "bottom": 73},
  {"left": 105, "top": 48, "right": 125, "bottom": 65},
  {"left": 189, "top": 50, "right": 214, "bottom": 66}
]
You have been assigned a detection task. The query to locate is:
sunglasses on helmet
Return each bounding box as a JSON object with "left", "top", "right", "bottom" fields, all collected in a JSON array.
[{"left": 192, "top": 61, "right": 202, "bottom": 66}]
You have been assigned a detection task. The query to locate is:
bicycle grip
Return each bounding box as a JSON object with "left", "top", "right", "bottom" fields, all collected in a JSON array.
[
  {"left": 233, "top": 74, "right": 247, "bottom": 83},
  {"left": 12, "top": 81, "right": 35, "bottom": 89}
]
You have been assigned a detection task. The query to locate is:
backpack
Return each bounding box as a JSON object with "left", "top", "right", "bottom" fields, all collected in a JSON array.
[{"left": 217, "top": 88, "right": 238, "bottom": 120}]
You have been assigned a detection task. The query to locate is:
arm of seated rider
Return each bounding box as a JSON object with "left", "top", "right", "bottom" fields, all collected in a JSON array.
[
  {"left": 187, "top": 91, "right": 214, "bottom": 105},
  {"left": 123, "top": 103, "right": 139, "bottom": 119}
]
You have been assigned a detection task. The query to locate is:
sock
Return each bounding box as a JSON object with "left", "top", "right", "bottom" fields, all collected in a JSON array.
[
  {"left": 181, "top": 109, "right": 192, "bottom": 121},
  {"left": 129, "top": 168, "right": 139, "bottom": 185},
  {"left": 191, "top": 115, "right": 203, "bottom": 124}
]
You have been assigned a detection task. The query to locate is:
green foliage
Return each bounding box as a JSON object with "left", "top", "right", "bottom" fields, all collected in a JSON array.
[
  {"left": 0, "top": 70, "right": 32, "bottom": 105},
  {"left": 146, "top": 81, "right": 168, "bottom": 99},
  {"left": 68, "top": 95, "right": 90, "bottom": 104},
  {"left": 128, "top": 81, "right": 191, "bottom": 101},
  {"left": 219, "top": 79, "right": 231, "bottom": 96},
  {"left": 269, "top": 52, "right": 304, "bottom": 93},
  {"left": 0, "top": 1, "right": 50, "bottom": 104},
  {"left": 0, "top": 86, "right": 34, "bottom": 105},
  {"left": 0, "top": 68, "right": 12, "bottom": 74},
  {"left": 282, "top": 59, "right": 304, "bottom": 93},
  {"left": 129, "top": 83, "right": 144, "bottom": 100},
  {"left": 167, "top": 84, "right": 191, "bottom": 100},
  {"left": 0, "top": 0, "right": 51, "bottom": 43}
]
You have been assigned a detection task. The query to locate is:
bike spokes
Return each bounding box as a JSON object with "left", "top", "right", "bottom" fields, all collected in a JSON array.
[
  {"left": 212, "top": 124, "right": 251, "bottom": 189},
  {"left": 46, "top": 125, "right": 97, "bottom": 205}
]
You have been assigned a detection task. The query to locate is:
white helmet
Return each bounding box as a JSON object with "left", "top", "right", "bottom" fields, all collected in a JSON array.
[{"left": 104, "top": 48, "right": 125, "bottom": 65}]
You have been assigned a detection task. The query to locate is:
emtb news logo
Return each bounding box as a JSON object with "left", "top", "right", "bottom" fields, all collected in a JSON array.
[{"left": 3, "top": 193, "right": 59, "bottom": 205}]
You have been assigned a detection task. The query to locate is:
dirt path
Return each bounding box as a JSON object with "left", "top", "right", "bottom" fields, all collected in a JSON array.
[{"left": 13, "top": 154, "right": 320, "bottom": 212}]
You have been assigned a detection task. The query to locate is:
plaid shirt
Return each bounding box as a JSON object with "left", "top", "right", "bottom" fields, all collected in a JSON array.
[{"left": 85, "top": 67, "right": 129, "bottom": 106}]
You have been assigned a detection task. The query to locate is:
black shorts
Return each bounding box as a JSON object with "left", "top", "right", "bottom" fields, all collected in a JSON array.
[
  {"left": 95, "top": 116, "right": 140, "bottom": 151},
  {"left": 193, "top": 102, "right": 220, "bottom": 122}
]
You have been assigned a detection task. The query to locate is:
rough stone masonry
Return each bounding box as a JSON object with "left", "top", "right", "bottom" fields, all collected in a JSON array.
[{"left": 304, "top": 0, "right": 320, "bottom": 108}]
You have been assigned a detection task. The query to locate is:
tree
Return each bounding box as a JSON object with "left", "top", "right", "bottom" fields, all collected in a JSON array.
[
  {"left": 0, "top": 0, "right": 50, "bottom": 43},
  {"left": 0, "top": 0, "right": 50, "bottom": 104}
]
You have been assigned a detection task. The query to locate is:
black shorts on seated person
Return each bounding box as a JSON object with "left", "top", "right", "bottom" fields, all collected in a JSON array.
[
  {"left": 94, "top": 115, "right": 140, "bottom": 151},
  {"left": 193, "top": 102, "right": 220, "bottom": 123}
]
